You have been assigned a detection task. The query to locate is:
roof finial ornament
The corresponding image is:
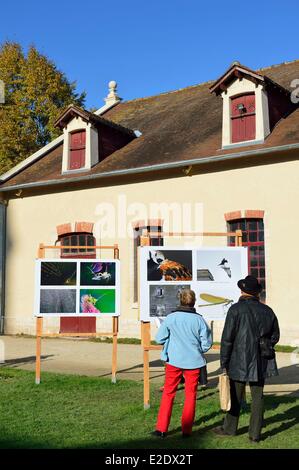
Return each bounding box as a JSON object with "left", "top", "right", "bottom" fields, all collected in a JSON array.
[
  {"left": 104, "top": 80, "right": 121, "bottom": 105},
  {"left": 231, "top": 60, "right": 241, "bottom": 66}
]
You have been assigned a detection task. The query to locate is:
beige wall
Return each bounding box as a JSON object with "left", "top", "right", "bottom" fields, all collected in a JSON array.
[{"left": 4, "top": 158, "right": 299, "bottom": 345}]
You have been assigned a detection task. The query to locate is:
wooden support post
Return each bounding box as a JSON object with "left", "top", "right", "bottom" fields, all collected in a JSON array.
[
  {"left": 142, "top": 321, "right": 151, "bottom": 409},
  {"left": 138, "top": 234, "right": 152, "bottom": 408},
  {"left": 35, "top": 317, "right": 43, "bottom": 384},
  {"left": 112, "top": 316, "right": 118, "bottom": 383},
  {"left": 35, "top": 242, "right": 121, "bottom": 384},
  {"left": 113, "top": 244, "right": 120, "bottom": 261},
  {"left": 38, "top": 243, "right": 45, "bottom": 258},
  {"left": 36, "top": 243, "right": 45, "bottom": 384},
  {"left": 236, "top": 229, "right": 243, "bottom": 247},
  {"left": 139, "top": 230, "right": 243, "bottom": 409},
  {"left": 111, "top": 244, "right": 119, "bottom": 383}
]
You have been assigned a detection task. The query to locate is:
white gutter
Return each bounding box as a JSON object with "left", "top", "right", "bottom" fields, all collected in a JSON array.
[
  {"left": 0, "top": 141, "right": 298, "bottom": 193},
  {"left": 0, "top": 134, "right": 64, "bottom": 183}
]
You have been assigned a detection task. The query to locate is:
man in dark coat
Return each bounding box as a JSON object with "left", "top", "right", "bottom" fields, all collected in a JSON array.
[{"left": 213, "top": 275, "right": 280, "bottom": 442}]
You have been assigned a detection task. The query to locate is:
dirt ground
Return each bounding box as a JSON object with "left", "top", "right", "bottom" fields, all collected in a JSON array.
[{"left": 0, "top": 335, "right": 298, "bottom": 395}]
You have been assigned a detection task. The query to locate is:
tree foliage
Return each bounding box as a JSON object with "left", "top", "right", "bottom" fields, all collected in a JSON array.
[{"left": 0, "top": 42, "right": 86, "bottom": 173}]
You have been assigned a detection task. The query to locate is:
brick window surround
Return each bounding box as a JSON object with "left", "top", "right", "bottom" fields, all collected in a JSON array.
[
  {"left": 226, "top": 211, "right": 266, "bottom": 301},
  {"left": 56, "top": 222, "right": 96, "bottom": 258}
]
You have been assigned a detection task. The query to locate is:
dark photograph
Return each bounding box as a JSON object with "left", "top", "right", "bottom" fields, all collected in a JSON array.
[
  {"left": 41, "top": 262, "right": 77, "bottom": 286},
  {"left": 40, "top": 289, "right": 76, "bottom": 314},
  {"left": 149, "top": 284, "right": 191, "bottom": 317}
]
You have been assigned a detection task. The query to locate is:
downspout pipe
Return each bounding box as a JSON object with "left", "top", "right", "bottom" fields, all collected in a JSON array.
[{"left": 0, "top": 202, "right": 6, "bottom": 335}]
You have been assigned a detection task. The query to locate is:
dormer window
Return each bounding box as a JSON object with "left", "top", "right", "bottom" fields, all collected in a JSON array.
[
  {"left": 231, "top": 93, "right": 256, "bottom": 143},
  {"left": 69, "top": 130, "right": 86, "bottom": 170},
  {"left": 210, "top": 61, "right": 295, "bottom": 150},
  {"left": 54, "top": 102, "right": 137, "bottom": 175}
]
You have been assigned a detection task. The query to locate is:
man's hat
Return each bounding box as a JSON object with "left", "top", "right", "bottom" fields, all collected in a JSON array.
[{"left": 237, "top": 275, "right": 262, "bottom": 295}]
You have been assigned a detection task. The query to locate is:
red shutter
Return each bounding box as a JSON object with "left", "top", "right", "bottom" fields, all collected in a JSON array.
[
  {"left": 69, "top": 130, "right": 86, "bottom": 170},
  {"left": 231, "top": 94, "right": 256, "bottom": 143}
]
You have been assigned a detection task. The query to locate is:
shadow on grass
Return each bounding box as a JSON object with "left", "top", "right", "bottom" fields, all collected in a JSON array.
[
  {"left": 97, "top": 359, "right": 165, "bottom": 380},
  {"left": 0, "top": 355, "right": 54, "bottom": 367},
  {"left": 0, "top": 395, "right": 298, "bottom": 450}
]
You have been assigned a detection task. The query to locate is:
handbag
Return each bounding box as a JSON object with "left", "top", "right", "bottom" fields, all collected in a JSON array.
[
  {"left": 219, "top": 373, "right": 231, "bottom": 411},
  {"left": 247, "top": 303, "right": 276, "bottom": 360}
]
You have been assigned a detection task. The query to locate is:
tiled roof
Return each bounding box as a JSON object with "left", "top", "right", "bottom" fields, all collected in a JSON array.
[{"left": 1, "top": 60, "right": 299, "bottom": 191}]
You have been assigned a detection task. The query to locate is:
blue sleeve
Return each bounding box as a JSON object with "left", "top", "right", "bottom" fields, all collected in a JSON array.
[
  {"left": 199, "top": 317, "right": 212, "bottom": 353},
  {"left": 155, "top": 319, "right": 170, "bottom": 344}
]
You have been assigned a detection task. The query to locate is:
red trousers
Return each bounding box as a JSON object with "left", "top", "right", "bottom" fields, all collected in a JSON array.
[{"left": 156, "top": 363, "right": 200, "bottom": 435}]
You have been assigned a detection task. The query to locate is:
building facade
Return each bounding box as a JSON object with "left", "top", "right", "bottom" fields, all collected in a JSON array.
[{"left": 0, "top": 62, "right": 299, "bottom": 344}]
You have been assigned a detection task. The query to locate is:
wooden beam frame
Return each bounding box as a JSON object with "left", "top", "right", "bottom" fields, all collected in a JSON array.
[
  {"left": 35, "top": 243, "right": 120, "bottom": 385},
  {"left": 140, "top": 229, "right": 243, "bottom": 409}
]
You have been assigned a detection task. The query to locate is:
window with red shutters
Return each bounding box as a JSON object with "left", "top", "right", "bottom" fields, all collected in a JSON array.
[
  {"left": 69, "top": 130, "right": 86, "bottom": 170},
  {"left": 231, "top": 94, "right": 256, "bottom": 143},
  {"left": 227, "top": 218, "right": 266, "bottom": 301}
]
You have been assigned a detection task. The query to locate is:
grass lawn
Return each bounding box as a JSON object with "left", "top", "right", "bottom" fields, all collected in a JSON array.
[{"left": 0, "top": 367, "right": 298, "bottom": 449}]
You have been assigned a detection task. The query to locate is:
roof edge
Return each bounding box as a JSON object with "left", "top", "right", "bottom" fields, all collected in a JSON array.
[
  {"left": 1, "top": 141, "right": 298, "bottom": 193},
  {"left": 0, "top": 134, "right": 64, "bottom": 183}
]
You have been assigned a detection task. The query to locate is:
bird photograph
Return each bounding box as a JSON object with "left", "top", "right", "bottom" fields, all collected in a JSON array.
[
  {"left": 147, "top": 250, "right": 192, "bottom": 281},
  {"left": 196, "top": 250, "right": 239, "bottom": 283},
  {"left": 218, "top": 258, "right": 232, "bottom": 278}
]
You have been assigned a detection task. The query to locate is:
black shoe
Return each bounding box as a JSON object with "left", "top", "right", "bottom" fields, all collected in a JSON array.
[
  {"left": 212, "top": 426, "right": 236, "bottom": 437},
  {"left": 249, "top": 436, "right": 260, "bottom": 443},
  {"left": 182, "top": 433, "right": 191, "bottom": 438},
  {"left": 152, "top": 430, "right": 166, "bottom": 438}
]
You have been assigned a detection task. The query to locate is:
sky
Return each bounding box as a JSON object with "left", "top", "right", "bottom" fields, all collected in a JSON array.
[{"left": 1, "top": 0, "right": 299, "bottom": 109}]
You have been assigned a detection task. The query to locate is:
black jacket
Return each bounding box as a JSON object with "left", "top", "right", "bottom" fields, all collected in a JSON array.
[{"left": 220, "top": 295, "right": 280, "bottom": 382}]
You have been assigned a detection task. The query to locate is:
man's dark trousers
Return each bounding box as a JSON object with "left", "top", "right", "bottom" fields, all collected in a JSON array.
[{"left": 223, "top": 379, "right": 264, "bottom": 440}]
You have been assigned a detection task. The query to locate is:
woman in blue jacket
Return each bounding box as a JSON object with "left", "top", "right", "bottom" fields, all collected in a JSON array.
[{"left": 153, "top": 289, "right": 212, "bottom": 438}]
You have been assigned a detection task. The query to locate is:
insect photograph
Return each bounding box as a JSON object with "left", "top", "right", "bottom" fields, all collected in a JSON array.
[
  {"left": 40, "top": 262, "right": 77, "bottom": 286},
  {"left": 196, "top": 289, "right": 237, "bottom": 321},
  {"left": 198, "top": 293, "right": 234, "bottom": 308},
  {"left": 80, "top": 262, "right": 116, "bottom": 286},
  {"left": 80, "top": 289, "right": 116, "bottom": 314}
]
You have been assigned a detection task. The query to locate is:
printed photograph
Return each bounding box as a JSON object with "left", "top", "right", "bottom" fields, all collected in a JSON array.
[
  {"left": 40, "top": 261, "right": 77, "bottom": 286},
  {"left": 147, "top": 249, "right": 192, "bottom": 281},
  {"left": 39, "top": 289, "right": 76, "bottom": 314},
  {"left": 80, "top": 289, "right": 116, "bottom": 314},
  {"left": 149, "top": 284, "right": 191, "bottom": 317},
  {"left": 196, "top": 249, "right": 243, "bottom": 283},
  {"left": 80, "top": 262, "right": 116, "bottom": 286},
  {"left": 194, "top": 284, "right": 240, "bottom": 321}
]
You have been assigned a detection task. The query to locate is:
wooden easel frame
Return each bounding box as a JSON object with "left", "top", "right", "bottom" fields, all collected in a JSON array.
[
  {"left": 139, "top": 230, "right": 243, "bottom": 409},
  {"left": 35, "top": 243, "right": 120, "bottom": 384}
]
